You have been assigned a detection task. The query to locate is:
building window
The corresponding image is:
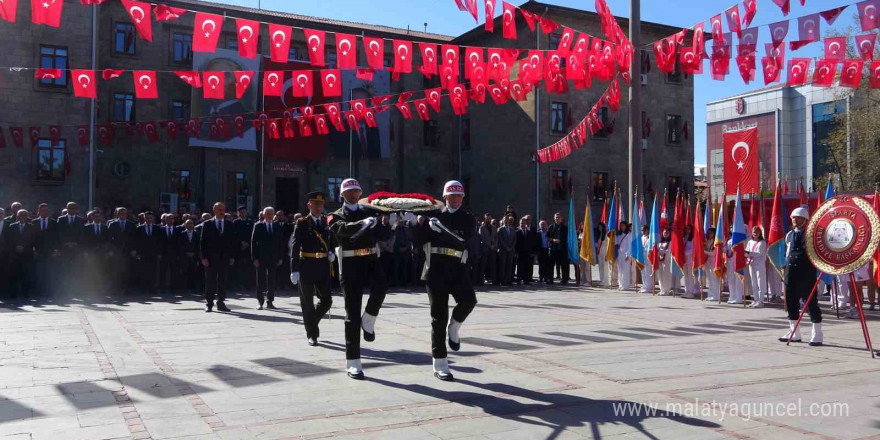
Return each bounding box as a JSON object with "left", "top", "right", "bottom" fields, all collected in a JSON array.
[
  {"left": 39, "top": 45, "right": 68, "bottom": 88},
  {"left": 170, "top": 169, "right": 192, "bottom": 202},
  {"left": 36, "top": 139, "right": 65, "bottom": 182},
  {"left": 551, "top": 169, "right": 568, "bottom": 202},
  {"left": 594, "top": 106, "right": 611, "bottom": 138},
  {"left": 550, "top": 102, "right": 568, "bottom": 134},
  {"left": 423, "top": 120, "right": 439, "bottom": 148},
  {"left": 373, "top": 178, "right": 391, "bottom": 193},
  {"left": 666, "top": 61, "right": 682, "bottom": 83},
  {"left": 640, "top": 50, "right": 651, "bottom": 75},
  {"left": 667, "top": 176, "right": 683, "bottom": 201},
  {"left": 224, "top": 36, "right": 237, "bottom": 50},
  {"left": 460, "top": 117, "right": 471, "bottom": 150},
  {"left": 289, "top": 46, "right": 304, "bottom": 61},
  {"left": 172, "top": 32, "right": 192, "bottom": 63},
  {"left": 170, "top": 99, "right": 190, "bottom": 121},
  {"left": 592, "top": 172, "right": 608, "bottom": 203},
  {"left": 328, "top": 177, "right": 344, "bottom": 203},
  {"left": 326, "top": 52, "right": 337, "bottom": 68},
  {"left": 225, "top": 172, "right": 249, "bottom": 209},
  {"left": 666, "top": 114, "right": 682, "bottom": 145},
  {"left": 114, "top": 23, "right": 136, "bottom": 54},
  {"left": 112, "top": 93, "right": 135, "bottom": 122}
]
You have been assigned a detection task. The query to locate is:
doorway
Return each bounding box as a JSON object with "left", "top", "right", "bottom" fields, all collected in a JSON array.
[{"left": 275, "top": 177, "right": 300, "bottom": 215}]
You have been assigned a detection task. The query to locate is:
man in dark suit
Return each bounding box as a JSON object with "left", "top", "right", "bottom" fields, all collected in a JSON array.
[
  {"left": 537, "top": 219, "right": 553, "bottom": 283},
  {"left": 134, "top": 212, "right": 160, "bottom": 293},
  {"left": 3, "top": 202, "right": 22, "bottom": 227},
  {"left": 515, "top": 217, "right": 533, "bottom": 285},
  {"left": 176, "top": 218, "right": 201, "bottom": 293},
  {"left": 31, "top": 203, "right": 59, "bottom": 297},
  {"left": 7, "top": 209, "right": 36, "bottom": 298},
  {"left": 547, "top": 212, "right": 569, "bottom": 284},
  {"left": 108, "top": 207, "right": 136, "bottom": 295},
  {"left": 233, "top": 206, "right": 254, "bottom": 292},
  {"left": 251, "top": 206, "right": 286, "bottom": 309},
  {"left": 157, "top": 213, "right": 179, "bottom": 292},
  {"left": 56, "top": 202, "right": 85, "bottom": 294},
  {"left": 82, "top": 210, "right": 111, "bottom": 295},
  {"left": 200, "top": 202, "right": 236, "bottom": 312}
]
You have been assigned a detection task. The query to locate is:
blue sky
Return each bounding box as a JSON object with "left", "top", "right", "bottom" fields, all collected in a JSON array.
[{"left": 214, "top": 0, "right": 855, "bottom": 164}]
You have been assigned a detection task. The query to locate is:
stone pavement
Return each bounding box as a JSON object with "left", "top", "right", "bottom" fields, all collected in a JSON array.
[{"left": 1, "top": 282, "right": 879, "bottom": 440}]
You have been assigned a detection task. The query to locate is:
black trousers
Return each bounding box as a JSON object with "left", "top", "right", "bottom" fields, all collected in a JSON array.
[
  {"left": 158, "top": 254, "right": 176, "bottom": 289},
  {"left": 497, "top": 251, "right": 514, "bottom": 284},
  {"left": 341, "top": 257, "right": 387, "bottom": 360},
  {"left": 180, "top": 254, "right": 201, "bottom": 291},
  {"left": 9, "top": 258, "right": 33, "bottom": 298},
  {"left": 427, "top": 261, "right": 477, "bottom": 359},
  {"left": 785, "top": 266, "right": 822, "bottom": 323},
  {"left": 299, "top": 277, "right": 332, "bottom": 339},
  {"left": 553, "top": 251, "right": 570, "bottom": 282},
  {"left": 255, "top": 260, "right": 278, "bottom": 304},
  {"left": 538, "top": 251, "right": 553, "bottom": 282},
  {"left": 205, "top": 257, "right": 230, "bottom": 305},
  {"left": 516, "top": 252, "right": 533, "bottom": 283}
]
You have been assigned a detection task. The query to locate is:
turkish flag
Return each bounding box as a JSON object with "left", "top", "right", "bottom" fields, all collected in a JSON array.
[
  {"left": 739, "top": 27, "right": 758, "bottom": 47},
  {"left": 723, "top": 126, "right": 759, "bottom": 195},
  {"left": 766, "top": 43, "right": 786, "bottom": 69},
  {"left": 393, "top": 40, "right": 412, "bottom": 73},
  {"left": 133, "top": 70, "right": 158, "bottom": 99},
  {"left": 344, "top": 111, "right": 359, "bottom": 131},
  {"left": 231, "top": 115, "right": 245, "bottom": 138},
  {"left": 509, "top": 80, "right": 527, "bottom": 101},
  {"left": 185, "top": 119, "right": 201, "bottom": 137},
  {"left": 76, "top": 125, "right": 89, "bottom": 146},
  {"left": 556, "top": 27, "right": 575, "bottom": 55},
  {"left": 263, "top": 71, "right": 284, "bottom": 96},
  {"left": 165, "top": 120, "right": 179, "bottom": 139},
  {"left": 71, "top": 69, "right": 96, "bottom": 99},
  {"left": 203, "top": 71, "right": 225, "bottom": 99},
  {"left": 859, "top": 0, "right": 880, "bottom": 31},
  {"left": 48, "top": 125, "right": 61, "bottom": 145},
  {"left": 440, "top": 64, "right": 458, "bottom": 90},
  {"left": 425, "top": 88, "right": 442, "bottom": 112},
  {"left": 771, "top": 0, "right": 790, "bottom": 16},
  {"left": 419, "top": 43, "right": 439, "bottom": 76},
  {"left": 395, "top": 102, "right": 413, "bottom": 120},
  {"left": 325, "top": 104, "right": 345, "bottom": 131},
  {"left": 414, "top": 99, "right": 431, "bottom": 120},
  {"left": 735, "top": 55, "right": 755, "bottom": 84},
  {"left": 363, "top": 37, "right": 384, "bottom": 69},
  {"left": 102, "top": 69, "right": 124, "bottom": 80},
  {"left": 487, "top": 48, "right": 509, "bottom": 81},
  {"left": 0, "top": 0, "right": 18, "bottom": 23},
  {"left": 213, "top": 116, "right": 229, "bottom": 138},
  {"left": 485, "top": 0, "right": 496, "bottom": 32},
  {"left": 797, "top": 13, "right": 821, "bottom": 43},
  {"left": 320, "top": 69, "right": 341, "bottom": 97},
  {"left": 267, "top": 24, "right": 292, "bottom": 63},
  {"left": 857, "top": 33, "right": 878, "bottom": 59},
  {"left": 174, "top": 71, "right": 202, "bottom": 88},
  {"left": 743, "top": 0, "right": 757, "bottom": 27},
  {"left": 235, "top": 18, "right": 259, "bottom": 59},
  {"left": 192, "top": 12, "right": 223, "bottom": 53},
  {"left": 336, "top": 33, "right": 357, "bottom": 69},
  {"left": 725, "top": 5, "right": 742, "bottom": 39},
  {"left": 787, "top": 58, "right": 810, "bottom": 85},
  {"left": 488, "top": 83, "right": 508, "bottom": 104},
  {"left": 520, "top": 8, "right": 536, "bottom": 32},
  {"left": 709, "top": 14, "right": 725, "bottom": 47},
  {"left": 768, "top": 20, "right": 789, "bottom": 47},
  {"left": 34, "top": 68, "right": 63, "bottom": 81},
  {"left": 538, "top": 16, "right": 558, "bottom": 34},
  {"left": 234, "top": 71, "right": 253, "bottom": 99},
  {"left": 9, "top": 127, "right": 23, "bottom": 148},
  {"left": 841, "top": 59, "right": 865, "bottom": 88},
  {"left": 363, "top": 108, "right": 378, "bottom": 128},
  {"left": 121, "top": 0, "right": 152, "bottom": 42},
  {"left": 144, "top": 121, "right": 159, "bottom": 143},
  {"left": 870, "top": 60, "right": 880, "bottom": 88},
  {"left": 303, "top": 29, "right": 326, "bottom": 67},
  {"left": 813, "top": 59, "right": 837, "bottom": 87},
  {"left": 823, "top": 37, "right": 847, "bottom": 61},
  {"left": 820, "top": 6, "right": 847, "bottom": 25},
  {"left": 153, "top": 4, "right": 185, "bottom": 22},
  {"left": 96, "top": 124, "right": 113, "bottom": 147},
  {"left": 441, "top": 44, "right": 460, "bottom": 75},
  {"left": 314, "top": 114, "right": 330, "bottom": 135},
  {"left": 291, "top": 70, "right": 313, "bottom": 97},
  {"left": 28, "top": 126, "right": 40, "bottom": 147},
  {"left": 267, "top": 119, "right": 281, "bottom": 139},
  {"left": 31, "top": 0, "right": 64, "bottom": 27},
  {"left": 502, "top": 1, "right": 516, "bottom": 39}
]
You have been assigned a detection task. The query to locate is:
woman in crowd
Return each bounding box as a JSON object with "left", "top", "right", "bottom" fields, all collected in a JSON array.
[{"left": 657, "top": 229, "right": 673, "bottom": 296}]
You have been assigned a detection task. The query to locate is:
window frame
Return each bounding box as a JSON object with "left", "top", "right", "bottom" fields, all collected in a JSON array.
[
  {"left": 592, "top": 106, "right": 611, "bottom": 139},
  {"left": 112, "top": 92, "right": 136, "bottom": 122},
  {"left": 327, "top": 177, "right": 344, "bottom": 203},
  {"left": 170, "top": 99, "right": 191, "bottom": 122},
  {"left": 550, "top": 101, "right": 568, "bottom": 135},
  {"left": 666, "top": 60, "right": 683, "bottom": 84},
  {"left": 171, "top": 31, "right": 193, "bottom": 64},
  {"left": 550, "top": 169, "right": 569, "bottom": 202},
  {"left": 225, "top": 171, "right": 249, "bottom": 209},
  {"left": 113, "top": 22, "right": 137, "bottom": 55},
  {"left": 35, "top": 138, "right": 66, "bottom": 183},
  {"left": 591, "top": 172, "right": 609, "bottom": 203},
  {"left": 666, "top": 113, "right": 683, "bottom": 146},
  {"left": 170, "top": 169, "right": 192, "bottom": 202},
  {"left": 38, "top": 45, "right": 68, "bottom": 88}
]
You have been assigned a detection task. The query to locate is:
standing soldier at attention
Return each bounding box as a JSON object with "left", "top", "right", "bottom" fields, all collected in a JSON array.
[
  {"left": 413, "top": 180, "right": 478, "bottom": 382},
  {"left": 328, "top": 179, "right": 391, "bottom": 380},
  {"left": 289, "top": 192, "right": 335, "bottom": 347}
]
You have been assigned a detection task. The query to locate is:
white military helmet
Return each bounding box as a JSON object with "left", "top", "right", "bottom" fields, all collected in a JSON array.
[
  {"left": 340, "top": 178, "right": 361, "bottom": 196},
  {"left": 443, "top": 180, "right": 465, "bottom": 196},
  {"left": 790, "top": 206, "right": 809, "bottom": 220}
]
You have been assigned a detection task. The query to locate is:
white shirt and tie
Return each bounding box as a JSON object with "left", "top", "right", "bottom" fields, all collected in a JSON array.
[
  {"left": 40, "top": 217, "right": 48, "bottom": 231},
  {"left": 166, "top": 225, "right": 173, "bottom": 238},
  {"left": 94, "top": 223, "right": 101, "bottom": 236},
  {"left": 215, "top": 218, "right": 224, "bottom": 234},
  {"left": 146, "top": 224, "right": 153, "bottom": 237}
]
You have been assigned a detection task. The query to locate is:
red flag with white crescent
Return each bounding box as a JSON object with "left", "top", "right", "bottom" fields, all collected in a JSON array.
[
  {"left": 314, "top": 114, "right": 329, "bottom": 135},
  {"left": 31, "top": 0, "right": 64, "bottom": 27},
  {"left": 723, "top": 126, "right": 759, "bottom": 195},
  {"left": 268, "top": 24, "right": 292, "bottom": 63},
  {"left": 840, "top": 59, "right": 865, "bottom": 88},
  {"left": 856, "top": 33, "right": 878, "bottom": 59},
  {"left": 319, "top": 69, "right": 341, "bottom": 97},
  {"left": 192, "top": 12, "right": 223, "bottom": 53},
  {"left": 303, "top": 29, "right": 326, "bottom": 67},
  {"left": 202, "top": 71, "right": 225, "bottom": 99},
  {"left": 335, "top": 33, "right": 357, "bottom": 69},
  {"left": 235, "top": 18, "right": 259, "bottom": 59},
  {"left": 485, "top": 0, "right": 496, "bottom": 32},
  {"left": 787, "top": 58, "right": 810, "bottom": 86},
  {"left": 121, "top": 0, "right": 152, "bottom": 42},
  {"left": 859, "top": 0, "right": 880, "bottom": 31},
  {"left": 502, "top": 1, "right": 516, "bottom": 40},
  {"left": 0, "top": 0, "right": 18, "bottom": 23},
  {"left": 153, "top": 4, "right": 185, "bottom": 22},
  {"left": 291, "top": 70, "right": 313, "bottom": 97},
  {"left": 71, "top": 69, "right": 96, "bottom": 98},
  {"left": 870, "top": 60, "right": 880, "bottom": 89},
  {"left": 102, "top": 69, "right": 125, "bottom": 80},
  {"left": 234, "top": 71, "right": 253, "bottom": 99},
  {"left": 363, "top": 37, "right": 384, "bottom": 70},
  {"left": 76, "top": 125, "right": 89, "bottom": 146},
  {"left": 263, "top": 71, "right": 284, "bottom": 96}
]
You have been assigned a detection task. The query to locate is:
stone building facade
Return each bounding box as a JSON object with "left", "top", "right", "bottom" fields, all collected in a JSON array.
[{"left": 0, "top": 0, "right": 694, "bottom": 222}]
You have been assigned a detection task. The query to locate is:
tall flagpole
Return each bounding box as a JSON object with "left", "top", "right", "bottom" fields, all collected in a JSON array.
[
  {"left": 88, "top": 4, "right": 97, "bottom": 209},
  {"left": 628, "top": 0, "right": 642, "bottom": 218},
  {"left": 535, "top": 26, "right": 541, "bottom": 218}
]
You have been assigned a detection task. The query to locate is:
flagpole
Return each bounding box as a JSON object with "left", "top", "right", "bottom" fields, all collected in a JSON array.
[
  {"left": 87, "top": 3, "right": 97, "bottom": 209},
  {"left": 628, "top": 0, "right": 642, "bottom": 217},
  {"left": 535, "top": 27, "right": 541, "bottom": 219}
]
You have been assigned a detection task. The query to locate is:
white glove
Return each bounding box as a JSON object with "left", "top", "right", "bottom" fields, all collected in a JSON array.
[
  {"left": 290, "top": 272, "right": 300, "bottom": 285},
  {"left": 429, "top": 217, "right": 443, "bottom": 233},
  {"left": 389, "top": 213, "right": 399, "bottom": 226},
  {"left": 362, "top": 217, "right": 378, "bottom": 229},
  {"left": 328, "top": 252, "right": 336, "bottom": 263},
  {"left": 403, "top": 212, "right": 418, "bottom": 225}
]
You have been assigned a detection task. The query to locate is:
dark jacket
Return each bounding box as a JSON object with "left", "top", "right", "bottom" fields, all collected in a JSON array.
[
  {"left": 31, "top": 217, "right": 59, "bottom": 259},
  {"left": 412, "top": 207, "right": 476, "bottom": 283},
  {"left": 199, "top": 217, "right": 236, "bottom": 262},
  {"left": 290, "top": 216, "right": 335, "bottom": 281},
  {"left": 134, "top": 224, "right": 161, "bottom": 261},
  {"left": 82, "top": 222, "right": 111, "bottom": 256},
  {"left": 547, "top": 223, "right": 568, "bottom": 254},
  {"left": 329, "top": 205, "right": 391, "bottom": 251},
  {"left": 176, "top": 227, "right": 201, "bottom": 258},
  {"left": 7, "top": 222, "right": 36, "bottom": 261},
  {"left": 56, "top": 215, "right": 85, "bottom": 246},
  {"left": 251, "top": 221, "right": 285, "bottom": 265},
  {"left": 156, "top": 224, "right": 178, "bottom": 258}
]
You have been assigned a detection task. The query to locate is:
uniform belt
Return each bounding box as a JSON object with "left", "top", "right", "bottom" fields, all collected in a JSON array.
[
  {"left": 341, "top": 248, "right": 376, "bottom": 258},
  {"left": 431, "top": 247, "right": 463, "bottom": 258},
  {"left": 300, "top": 252, "right": 328, "bottom": 259}
]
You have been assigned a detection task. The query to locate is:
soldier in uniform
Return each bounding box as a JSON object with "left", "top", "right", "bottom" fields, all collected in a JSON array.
[
  {"left": 414, "top": 181, "right": 478, "bottom": 381},
  {"left": 328, "top": 179, "right": 391, "bottom": 380},
  {"left": 290, "top": 192, "right": 335, "bottom": 347},
  {"left": 779, "top": 207, "right": 823, "bottom": 346}
]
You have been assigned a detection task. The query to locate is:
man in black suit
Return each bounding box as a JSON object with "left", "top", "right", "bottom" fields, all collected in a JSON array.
[
  {"left": 157, "top": 213, "right": 179, "bottom": 292},
  {"left": 134, "top": 212, "right": 160, "bottom": 293},
  {"left": 7, "top": 209, "right": 36, "bottom": 298},
  {"left": 0, "top": 208, "right": 7, "bottom": 298},
  {"left": 233, "top": 206, "right": 254, "bottom": 292},
  {"left": 251, "top": 206, "right": 285, "bottom": 309},
  {"left": 200, "top": 202, "right": 236, "bottom": 312},
  {"left": 108, "top": 207, "right": 136, "bottom": 295},
  {"left": 56, "top": 202, "right": 85, "bottom": 294},
  {"left": 3, "top": 202, "right": 22, "bottom": 227},
  {"left": 176, "top": 218, "right": 201, "bottom": 293},
  {"left": 31, "top": 203, "right": 59, "bottom": 297},
  {"left": 537, "top": 219, "right": 553, "bottom": 283},
  {"left": 547, "top": 212, "right": 569, "bottom": 284},
  {"left": 82, "top": 210, "right": 111, "bottom": 295},
  {"left": 515, "top": 217, "right": 533, "bottom": 285}
]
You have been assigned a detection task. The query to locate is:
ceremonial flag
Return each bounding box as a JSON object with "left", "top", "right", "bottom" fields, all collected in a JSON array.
[
  {"left": 873, "top": 189, "right": 880, "bottom": 285},
  {"left": 820, "top": 179, "right": 836, "bottom": 284},
  {"left": 605, "top": 188, "right": 618, "bottom": 263},
  {"left": 235, "top": 18, "right": 259, "bottom": 59},
  {"left": 502, "top": 1, "right": 516, "bottom": 39},
  {"left": 748, "top": 192, "right": 758, "bottom": 231},
  {"left": 600, "top": 196, "right": 608, "bottom": 225},
  {"left": 579, "top": 196, "right": 596, "bottom": 264},
  {"left": 133, "top": 70, "right": 158, "bottom": 99},
  {"left": 631, "top": 193, "right": 646, "bottom": 271},
  {"left": 154, "top": 4, "right": 185, "bottom": 21},
  {"left": 648, "top": 193, "right": 661, "bottom": 271},
  {"left": 192, "top": 12, "right": 223, "bottom": 53},
  {"left": 567, "top": 194, "right": 579, "bottom": 264},
  {"left": 670, "top": 193, "right": 687, "bottom": 277},
  {"left": 0, "top": 0, "right": 18, "bottom": 23},
  {"left": 798, "top": 180, "right": 808, "bottom": 207},
  {"left": 767, "top": 180, "right": 789, "bottom": 274},
  {"left": 122, "top": 0, "right": 153, "bottom": 42},
  {"left": 693, "top": 201, "right": 707, "bottom": 275},
  {"left": 731, "top": 189, "right": 748, "bottom": 275},
  {"left": 859, "top": 0, "right": 880, "bottom": 31},
  {"left": 304, "top": 29, "right": 327, "bottom": 67},
  {"left": 203, "top": 71, "right": 224, "bottom": 99},
  {"left": 31, "top": 0, "right": 64, "bottom": 27},
  {"left": 713, "top": 195, "right": 728, "bottom": 279},
  {"left": 485, "top": 0, "right": 496, "bottom": 32},
  {"left": 723, "top": 126, "right": 759, "bottom": 194},
  {"left": 703, "top": 193, "right": 712, "bottom": 236},
  {"left": 71, "top": 69, "right": 96, "bottom": 99}
]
